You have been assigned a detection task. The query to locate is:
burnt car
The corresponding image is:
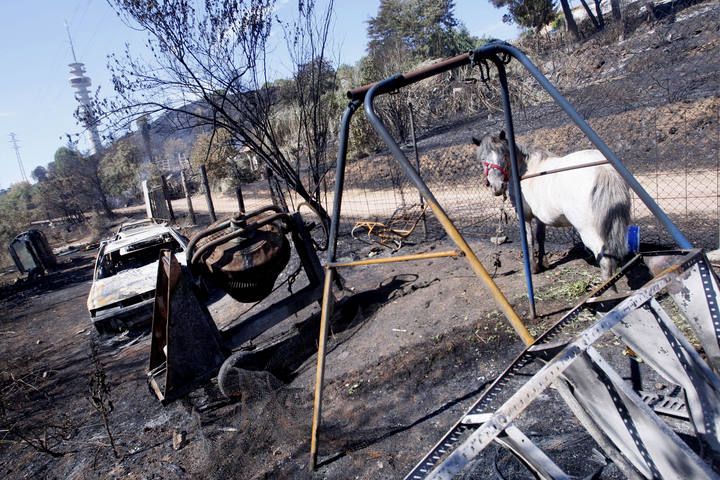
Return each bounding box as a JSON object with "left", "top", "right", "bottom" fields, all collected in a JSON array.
[
  {"left": 87, "top": 222, "right": 187, "bottom": 333},
  {"left": 8, "top": 229, "right": 57, "bottom": 278},
  {"left": 113, "top": 218, "right": 163, "bottom": 239}
]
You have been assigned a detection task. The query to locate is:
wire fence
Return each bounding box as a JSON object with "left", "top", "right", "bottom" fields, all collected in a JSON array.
[
  {"left": 316, "top": 1, "right": 720, "bottom": 254},
  {"left": 202, "top": 1, "right": 719, "bottom": 258}
]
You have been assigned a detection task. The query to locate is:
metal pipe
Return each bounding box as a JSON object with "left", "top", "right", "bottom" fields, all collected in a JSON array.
[
  {"left": 348, "top": 52, "right": 472, "bottom": 101},
  {"left": 364, "top": 76, "right": 534, "bottom": 345},
  {"left": 328, "top": 250, "right": 462, "bottom": 268},
  {"left": 326, "top": 101, "right": 360, "bottom": 263},
  {"left": 310, "top": 268, "right": 335, "bottom": 470},
  {"left": 476, "top": 42, "right": 692, "bottom": 249},
  {"left": 240, "top": 204, "right": 284, "bottom": 219},
  {"left": 186, "top": 218, "right": 232, "bottom": 264},
  {"left": 235, "top": 185, "right": 245, "bottom": 213},
  {"left": 521, "top": 160, "right": 609, "bottom": 181},
  {"left": 310, "top": 101, "right": 359, "bottom": 470},
  {"left": 495, "top": 58, "right": 537, "bottom": 319}
]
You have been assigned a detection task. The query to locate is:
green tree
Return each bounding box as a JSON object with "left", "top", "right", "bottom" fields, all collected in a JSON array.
[
  {"left": 34, "top": 175, "right": 86, "bottom": 224},
  {"left": 360, "top": 0, "right": 478, "bottom": 147},
  {"left": 490, "top": 0, "right": 557, "bottom": 33},
  {"left": 99, "top": 139, "right": 142, "bottom": 199},
  {"left": 367, "top": 0, "right": 471, "bottom": 60},
  {"left": 54, "top": 147, "right": 114, "bottom": 217},
  {"left": 189, "top": 128, "right": 240, "bottom": 184}
]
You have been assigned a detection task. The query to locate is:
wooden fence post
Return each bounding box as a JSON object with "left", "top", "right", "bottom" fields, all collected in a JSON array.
[
  {"left": 181, "top": 171, "right": 196, "bottom": 225},
  {"left": 200, "top": 164, "right": 216, "bottom": 222}
]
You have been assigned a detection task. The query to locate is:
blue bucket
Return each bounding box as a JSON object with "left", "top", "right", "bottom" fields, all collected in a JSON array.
[{"left": 627, "top": 224, "right": 640, "bottom": 254}]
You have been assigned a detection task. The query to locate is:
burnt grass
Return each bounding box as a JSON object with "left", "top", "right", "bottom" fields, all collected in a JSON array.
[{"left": 3, "top": 2, "right": 720, "bottom": 478}]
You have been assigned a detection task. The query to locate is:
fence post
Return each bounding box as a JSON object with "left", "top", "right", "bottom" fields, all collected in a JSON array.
[
  {"left": 408, "top": 101, "right": 427, "bottom": 240},
  {"left": 180, "top": 171, "right": 196, "bottom": 225},
  {"left": 200, "top": 164, "right": 216, "bottom": 222},
  {"left": 141, "top": 180, "right": 153, "bottom": 219},
  {"left": 160, "top": 175, "right": 176, "bottom": 223},
  {"left": 235, "top": 184, "right": 246, "bottom": 213},
  {"left": 266, "top": 167, "right": 288, "bottom": 211}
]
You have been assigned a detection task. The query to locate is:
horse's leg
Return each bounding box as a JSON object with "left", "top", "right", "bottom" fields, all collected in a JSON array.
[
  {"left": 526, "top": 219, "right": 541, "bottom": 274},
  {"left": 535, "top": 221, "right": 547, "bottom": 271},
  {"left": 599, "top": 255, "right": 618, "bottom": 284},
  {"left": 578, "top": 228, "right": 618, "bottom": 288}
]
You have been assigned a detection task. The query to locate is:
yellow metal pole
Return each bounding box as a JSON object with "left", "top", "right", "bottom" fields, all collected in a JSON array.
[
  {"left": 424, "top": 198, "right": 535, "bottom": 346},
  {"left": 329, "top": 249, "right": 461, "bottom": 268},
  {"left": 310, "top": 268, "right": 335, "bottom": 470}
]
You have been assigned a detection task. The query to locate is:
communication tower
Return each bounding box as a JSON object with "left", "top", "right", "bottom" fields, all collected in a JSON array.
[{"left": 66, "top": 23, "right": 103, "bottom": 155}]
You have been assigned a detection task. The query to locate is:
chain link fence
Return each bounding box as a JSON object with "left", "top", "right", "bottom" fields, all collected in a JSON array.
[{"left": 318, "top": 0, "right": 720, "bottom": 255}]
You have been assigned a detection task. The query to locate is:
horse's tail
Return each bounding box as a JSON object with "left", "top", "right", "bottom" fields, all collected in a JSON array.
[{"left": 592, "top": 167, "right": 631, "bottom": 262}]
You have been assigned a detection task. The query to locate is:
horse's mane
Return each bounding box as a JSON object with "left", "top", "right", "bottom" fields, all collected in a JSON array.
[
  {"left": 477, "top": 133, "right": 553, "bottom": 166},
  {"left": 515, "top": 141, "right": 553, "bottom": 166}
]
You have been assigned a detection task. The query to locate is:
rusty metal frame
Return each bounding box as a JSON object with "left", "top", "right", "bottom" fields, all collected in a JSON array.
[
  {"left": 309, "top": 40, "right": 693, "bottom": 470},
  {"left": 148, "top": 210, "right": 325, "bottom": 404}
]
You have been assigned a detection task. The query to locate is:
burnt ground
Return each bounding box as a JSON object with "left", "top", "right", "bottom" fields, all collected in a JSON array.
[
  {"left": 1, "top": 227, "right": 700, "bottom": 480},
  {"left": 3, "top": 1, "right": 720, "bottom": 478}
]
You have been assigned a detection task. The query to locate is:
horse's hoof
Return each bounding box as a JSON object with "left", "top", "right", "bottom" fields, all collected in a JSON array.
[{"left": 531, "top": 264, "right": 542, "bottom": 274}]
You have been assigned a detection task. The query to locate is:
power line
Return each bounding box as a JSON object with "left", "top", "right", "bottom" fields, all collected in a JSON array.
[
  {"left": 9, "top": 133, "right": 28, "bottom": 183},
  {"left": 65, "top": 20, "right": 79, "bottom": 63}
]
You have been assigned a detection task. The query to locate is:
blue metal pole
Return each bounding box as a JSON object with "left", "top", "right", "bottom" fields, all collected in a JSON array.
[
  {"left": 494, "top": 58, "right": 537, "bottom": 318},
  {"left": 326, "top": 101, "right": 360, "bottom": 263}
]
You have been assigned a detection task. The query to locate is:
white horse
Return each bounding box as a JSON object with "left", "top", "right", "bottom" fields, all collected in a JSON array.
[{"left": 472, "top": 131, "right": 631, "bottom": 281}]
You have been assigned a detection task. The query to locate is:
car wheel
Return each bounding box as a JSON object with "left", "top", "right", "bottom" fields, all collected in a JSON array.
[
  {"left": 93, "top": 319, "right": 119, "bottom": 335},
  {"left": 94, "top": 321, "right": 111, "bottom": 335}
]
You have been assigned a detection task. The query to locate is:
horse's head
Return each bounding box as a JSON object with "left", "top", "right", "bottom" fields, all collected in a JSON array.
[{"left": 472, "top": 131, "right": 510, "bottom": 197}]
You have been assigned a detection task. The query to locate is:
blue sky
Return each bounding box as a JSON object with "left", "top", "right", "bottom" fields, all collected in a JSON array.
[{"left": 0, "top": 0, "right": 518, "bottom": 188}]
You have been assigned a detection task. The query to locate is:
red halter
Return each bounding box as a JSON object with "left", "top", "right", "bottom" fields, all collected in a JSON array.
[{"left": 483, "top": 161, "right": 510, "bottom": 181}]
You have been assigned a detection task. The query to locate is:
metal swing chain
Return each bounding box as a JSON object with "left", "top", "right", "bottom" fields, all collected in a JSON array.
[
  {"left": 498, "top": 51, "right": 512, "bottom": 66},
  {"left": 470, "top": 55, "right": 493, "bottom": 84}
]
